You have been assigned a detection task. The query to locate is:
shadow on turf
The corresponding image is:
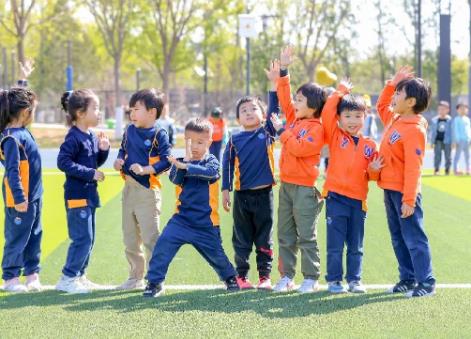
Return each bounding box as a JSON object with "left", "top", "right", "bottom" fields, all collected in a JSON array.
[{"left": 0, "top": 289, "right": 404, "bottom": 318}]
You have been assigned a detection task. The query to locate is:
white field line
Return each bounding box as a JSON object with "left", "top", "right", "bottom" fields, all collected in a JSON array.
[{"left": 2, "top": 283, "right": 471, "bottom": 292}]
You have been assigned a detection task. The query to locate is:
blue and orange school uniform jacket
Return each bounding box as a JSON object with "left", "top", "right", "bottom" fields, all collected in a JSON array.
[
  {"left": 321, "top": 91, "right": 379, "bottom": 204},
  {"left": 57, "top": 126, "right": 109, "bottom": 208},
  {"left": 0, "top": 127, "right": 43, "bottom": 206},
  {"left": 222, "top": 91, "right": 279, "bottom": 192},
  {"left": 117, "top": 124, "right": 171, "bottom": 189},
  {"left": 376, "top": 82, "right": 428, "bottom": 207},
  {"left": 170, "top": 154, "right": 220, "bottom": 228},
  {"left": 276, "top": 75, "right": 325, "bottom": 187}
]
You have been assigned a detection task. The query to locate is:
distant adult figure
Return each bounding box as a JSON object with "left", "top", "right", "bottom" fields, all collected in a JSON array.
[
  {"left": 362, "top": 94, "right": 378, "bottom": 141},
  {"left": 155, "top": 104, "right": 176, "bottom": 147},
  {"left": 208, "top": 107, "right": 227, "bottom": 162},
  {"left": 452, "top": 103, "right": 471, "bottom": 175},
  {"left": 430, "top": 101, "right": 453, "bottom": 175}
]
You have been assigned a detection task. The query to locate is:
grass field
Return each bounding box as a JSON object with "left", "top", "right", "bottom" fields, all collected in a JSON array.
[{"left": 1, "top": 171, "right": 471, "bottom": 338}]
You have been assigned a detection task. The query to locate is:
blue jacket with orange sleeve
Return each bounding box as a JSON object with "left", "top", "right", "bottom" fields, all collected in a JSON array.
[
  {"left": 0, "top": 127, "right": 43, "bottom": 206},
  {"left": 169, "top": 154, "right": 221, "bottom": 228},
  {"left": 222, "top": 91, "right": 279, "bottom": 191},
  {"left": 117, "top": 124, "right": 171, "bottom": 189},
  {"left": 57, "top": 126, "right": 109, "bottom": 208},
  {"left": 376, "top": 81, "right": 427, "bottom": 207},
  {"left": 321, "top": 91, "right": 378, "bottom": 203}
]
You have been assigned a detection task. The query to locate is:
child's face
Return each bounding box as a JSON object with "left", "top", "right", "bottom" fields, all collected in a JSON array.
[
  {"left": 339, "top": 110, "right": 365, "bottom": 136},
  {"left": 130, "top": 100, "right": 157, "bottom": 128},
  {"left": 185, "top": 130, "right": 212, "bottom": 161},
  {"left": 294, "top": 92, "right": 315, "bottom": 119},
  {"left": 438, "top": 104, "right": 450, "bottom": 117},
  {"left": 81, "top": 96, "right": 101, "bottom": 128},
  {"left": 457, "top": 105, "right": 469, "bottom": 116},
  {"left": 237, "top": 100, "right": 263, "bottom": 130},
  {"left": 392, "top": 88, "right": 415, "bottom": 115}
]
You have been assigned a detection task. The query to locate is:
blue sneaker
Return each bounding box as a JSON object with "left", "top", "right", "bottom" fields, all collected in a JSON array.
[{"left": 328, "top": 281, "right": 347, "bottom": 294}]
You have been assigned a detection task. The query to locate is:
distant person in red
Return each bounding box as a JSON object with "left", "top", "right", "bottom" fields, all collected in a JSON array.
[{"left": 208, "top": 107, "right": 227, "bottom": 162}]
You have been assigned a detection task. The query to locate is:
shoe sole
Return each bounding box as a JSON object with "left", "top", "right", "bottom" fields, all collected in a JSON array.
[
  {"left": 405, "top": 290, "right": 436, "bottom": 298},
  {"left": 143, "top": 290, "right": 164, "bottom": 297}
]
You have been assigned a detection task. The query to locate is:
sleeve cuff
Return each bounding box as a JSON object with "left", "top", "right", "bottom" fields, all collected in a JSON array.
[{"left": 280, "top": 68, "right": 289, "bottom": 77}]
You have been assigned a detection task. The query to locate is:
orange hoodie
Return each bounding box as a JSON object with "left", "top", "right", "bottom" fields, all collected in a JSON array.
[
  {"left": 209, "top": 117, "right": 226, "bottom": 142},
  {"left": 376, "top": 82, "right": 428, "bottom": 207},
  {"left": 321, "top": 91, "right": 379, "bottom": 202},
  {"left": 276, "top": 75, "right": 324, "bottom": 187}
]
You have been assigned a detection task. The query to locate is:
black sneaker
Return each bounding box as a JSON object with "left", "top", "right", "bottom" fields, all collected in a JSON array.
[
  {"left": 406, "top": 282, "right": 436, "bottom": 298},
  {"left": 225, "top": 276, "right": 240, "bottom": 292},
  {"left": 143, "top": 282, "right": 163, "bottom": 297},
  {"left": 387, "top": 280, "right": 416, "bottom": 294}
]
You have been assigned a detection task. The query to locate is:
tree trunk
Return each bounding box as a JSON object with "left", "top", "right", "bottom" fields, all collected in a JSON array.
[
  {"left": 113, "top": 56, "right": 121, "bottom": 117},
  {"left": 17, "top": 36, "right": 25, "bottom": 66}
]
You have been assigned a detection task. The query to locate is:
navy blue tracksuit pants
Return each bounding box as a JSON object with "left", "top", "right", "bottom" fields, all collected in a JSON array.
[
  {"left": 384, "top": 190, "right": 435, "bottom": 284},
  {"left": 146, "top": 220, "right": 236, "bottom": 284},
  {"left": 325, "top": 192, "right": 365, "bottom": 283},
  {"left": 62, "top": 206, "right": 96, "bottom": 278},
  {"left": 2, "top": 199, "right": 42, "bottom": 280},
  {"left": 209, "top": 141, "right": 223, "bottom": 163}
]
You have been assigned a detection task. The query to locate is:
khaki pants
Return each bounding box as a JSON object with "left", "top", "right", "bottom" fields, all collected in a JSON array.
[
  {"left": 122, "top": 176, "right": 161, "bottom": 280},
  {"left": 277, "top": 182, "right": 324, "bottom": 280}
]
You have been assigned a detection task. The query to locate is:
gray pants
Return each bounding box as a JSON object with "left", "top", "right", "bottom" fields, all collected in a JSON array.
[
  {"left": 277, "top": 182, "right": 324, "bottom": 280},
  {"left": 453, "top": 140, "right": 470, "bottom": 173},
  {"left": 434, "top": 140, "right": 451, "bottom": 173}
]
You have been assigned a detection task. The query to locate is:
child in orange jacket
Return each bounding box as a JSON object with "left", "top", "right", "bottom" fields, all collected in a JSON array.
[
  {"left": 270, "top": 46, "right": 326, "bottom": 293},
  {"left": 376, "top": 66, "right": 436, "bottom": 298},
  {"left": 321, "top": 80, "right": 382, "bottom": 294}
]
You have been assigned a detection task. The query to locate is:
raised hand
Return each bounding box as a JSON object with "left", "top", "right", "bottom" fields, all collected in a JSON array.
[
  {"left": 337, "top": 78, "right": 353, "bottom": 97},
  {"left": 391, "top": 66, "right": 414, "bottom": 87},
  {"left": 264, "top": 59, "right": 281, "bottom": 90},
  {"left": 98, "top": 132, "right": 110, "bottom": 151},
  {"left": 19, "top": 59, "right": 35, "bottom": 80},
  {"left": 280, "top": 45, "right": 295, "bottom": 69}
]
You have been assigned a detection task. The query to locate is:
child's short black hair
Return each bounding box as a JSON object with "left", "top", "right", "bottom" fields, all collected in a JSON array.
[
  {"left": 0, "top": 87, "right": 37, "bottom": 132},
  {"left": 337, "top": 95, "right": 367, "bottom": 115},
  {"left": 129, "top": 89, "right": 164, "bottom": 119},
  {"left": 185, "top": 117, "right": 213, "bottom": 136},
  {"left": 235, "top": 96, "right": 265, "bottom": 119},
  {"left": 61, "top": 89, "right": 97, "bottom": 126},
  {"left": 296, "top": 82, "right": 327, "bottom": 118},
  {"left": 396, "top": 78, "right": 432, "bottom": 114}
]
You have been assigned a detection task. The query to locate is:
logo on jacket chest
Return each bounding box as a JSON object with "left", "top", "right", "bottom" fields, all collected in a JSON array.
[
  {"left": 83, "top": 140, "right": 94, "bottom": 156},
  {"left": 340, "top": 136, "right": 349, "bottom": 148},
  {"left": 363, "top": 145, "right": 374, "bottom": 158},
  {"left": 389, "top": 130, "right": 401, "bottom": 144},
  {"left": 297, "top": 129, "right": 307, "bottom": 138}
]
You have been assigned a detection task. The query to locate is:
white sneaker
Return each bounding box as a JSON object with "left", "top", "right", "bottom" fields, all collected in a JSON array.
[
  {"left": 3, "top": 278, "right": 28, "bottom": 293},
  {"left": 56, "top": 275, "right": 90, "bottom": 294},
  {"left": 79, "top": 275, "right": 102, "bottom": 290},
  {"left": 116, "top": 278, "right": 146, "bottom": 290},
  {"left": 348, "top": 280, "right": 367, "bottom": 294},
  {"left": 273, "top": 276, "right": 295, "bottom": 292},
  {"left": 25, "top": 273, "right": 42, "bottom": 292},
  {"left": 297, "top": 279, "right": 319, "bottom": 293}
]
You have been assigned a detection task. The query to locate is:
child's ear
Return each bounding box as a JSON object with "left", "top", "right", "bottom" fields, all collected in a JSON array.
[{"left": 150, "top": 108, "right": 158, "bottom": 119}]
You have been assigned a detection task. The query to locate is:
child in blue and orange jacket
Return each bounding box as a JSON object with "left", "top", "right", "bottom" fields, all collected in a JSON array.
[
  {"left": 56, "top": 89, "right": 110, "bottom": 294},
  {"left": 221, "top": 60, "right": 281, "bottom": 290},
  {"left": 376, "top": 66, "right": 436, "bottom": 297},
  {"left": 114, "top": 89, "right": 171, "bottom": 290},
  {"left": 321, "top": 80, "right": 381, "bottom": 294},
  {"left": 270, "top": 46, "right": 326, "bottom": 293},
  {"left": 0, "top": 64, "right": 43, "bottom": 293},
  {"left": 144, "top": 118, "right": 239, "bottom": 297}
]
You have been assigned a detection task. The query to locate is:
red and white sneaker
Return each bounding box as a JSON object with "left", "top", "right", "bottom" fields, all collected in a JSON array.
[
  {"left": 256, "top": 276, "right": 272, "bottom": 290},
  {"left": 236, "top": 276, "right": 254, "bottom": 289}
]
